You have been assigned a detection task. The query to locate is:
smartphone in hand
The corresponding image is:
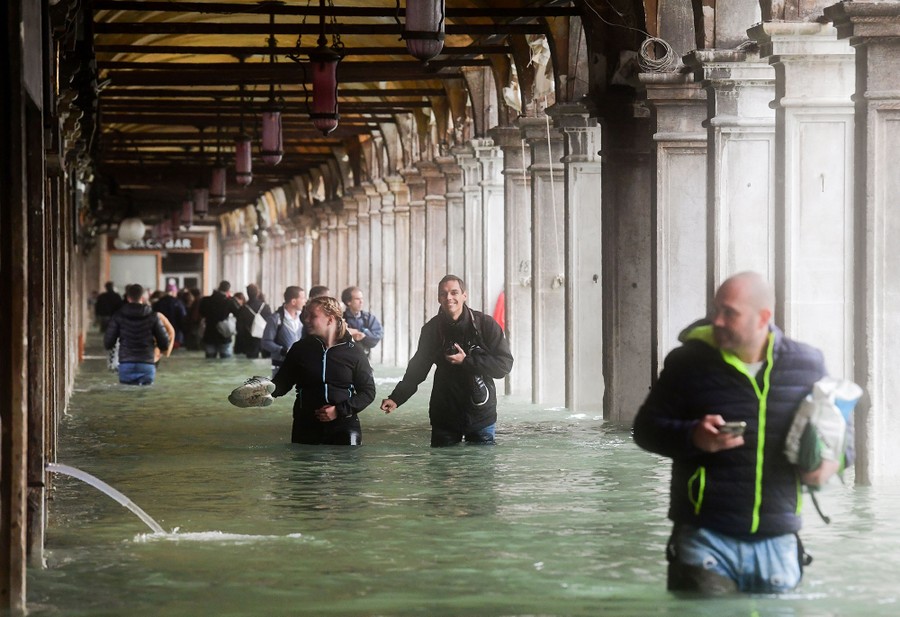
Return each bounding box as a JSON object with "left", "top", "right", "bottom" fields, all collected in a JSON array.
[{"left": 719, "top": 421, "right": 747, "bottom": 437}]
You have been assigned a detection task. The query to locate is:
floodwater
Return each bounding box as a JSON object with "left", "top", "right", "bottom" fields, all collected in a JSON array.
[{"left": 27, "top": 335, "right": 900, "bottom": 616}]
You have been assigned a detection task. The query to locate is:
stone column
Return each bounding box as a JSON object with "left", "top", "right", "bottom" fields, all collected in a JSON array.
[
  {"left": 750, "top": 21, "right": 856, "bottom": 381},
  {"left": 549, "top": 102, "right": 604, "bottom": 414},
  {"left": 403, "top": 169, "right": 428, "bottom": 350},
  {"left": 523, "top": 116, "right": 566, "bottom": 406},
  {"left": 381, "top": 176, "right": 404, "bottom": 366},
  {"left": 599, "top": 97, "right": 653, "bottom": 423},
  {"left": 420, "top": 161, "right": 447, "bottom": 306},
  {"left": 301, "top": 223, "right": 315, "bottom": 291},
  {"left": 316, "top": 209, "right": 331, "bottom": 287},
  {"left": 490, "top": 125, "right": 533, "bottom": 399},
  {"left": 327, "top": 209, "right": 339, "bottom": 291},
  {"left": 335, "top": 211, "right": 349, "bottom": 294},
  {"left": 825, "top": 0, "right": 900, "bottom": 484},
  {"left": 441, "top": 153, "right": 466, "bottom": 279},
  {"left": 685, "top": 49, "right": 777, "bottom": 284},
  {"left": 453, "top": 147, "right": 484, "bottom": 309},
  {"left": 391, "top": 176, "right": 412, "bottom": 366},
  {"left": 640, "top": 72, "right": 709, "bottom": 372},
  {"left": 472, "top": 139, "right": 505, "bottom": 317},
  {"left": 368, "top": 182, "right": 385, "bottom": 360},
  {"left": 343, "top": 196, "right": 358, "bottom": 287},
  {"left": 354, "top": 185, "right": 371, "bottom": 294}
]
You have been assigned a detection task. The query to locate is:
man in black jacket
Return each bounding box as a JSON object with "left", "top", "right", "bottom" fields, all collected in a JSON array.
[
  {"left": 95, "top": 281, "right": 124, "bottom": 332},
  {"left": 199, "top": 280, "right": 239, "bottom": 359},
  {"left": 104, "top": 284, "right": 170, "bottom": 385},
  {"left": 381, "top": 275, "right": 513, "bottom": 446},
  {"left": 633, "top": 271, "right": 830, "bottom": 595}
]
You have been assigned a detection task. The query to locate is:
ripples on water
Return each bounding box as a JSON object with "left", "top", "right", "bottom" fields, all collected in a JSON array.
[{"left": 27, "top": 340, "right": 900, "bottom": 616}]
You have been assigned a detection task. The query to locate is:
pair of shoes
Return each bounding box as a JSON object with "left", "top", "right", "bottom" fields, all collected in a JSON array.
[
  {"left": 471, "top": 375, "right": 489, "bottom": 407},
  {"left": 228, "top": 376, "right": 277, "bottom": 408}
]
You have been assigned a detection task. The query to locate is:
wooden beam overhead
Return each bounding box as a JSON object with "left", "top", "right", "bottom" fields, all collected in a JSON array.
[
  {"left": 95, "top": 45, "right": 509, "bottom": 57},
  {"left": 92, "top": 22, "right": 546, "bottom": 37}
]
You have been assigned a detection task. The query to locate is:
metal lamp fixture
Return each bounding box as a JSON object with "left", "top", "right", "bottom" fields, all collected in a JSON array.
[
  {"left": 235, "top": 66, "right": 253, "bottom": 186},
  {"left": 403, "top": 0, "right": 445, "bottom": 61},
  {"left": 309, "top": 0, "right": 344, "bottom": 136},
  {"left": 260, "top": 8, "right": 284, "bottom": 164},
  {"left": 209, "top": 120, "right": 227, "bottom": 205},
  {"left": 117, "top": 216, "right": 146, "bottom": 244},
  {"left": 181, "top": 194, "right": 194, "bottom": 230},
  {"left": 195, "top": 127, "right": 212, "bottom": 217}
]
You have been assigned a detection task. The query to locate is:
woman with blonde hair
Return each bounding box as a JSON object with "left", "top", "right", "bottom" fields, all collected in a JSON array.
[{"left": 270, "top": 296, "right": 375, "bottom": 445}]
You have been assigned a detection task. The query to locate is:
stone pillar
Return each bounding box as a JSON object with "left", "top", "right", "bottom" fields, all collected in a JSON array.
[
  {"left": 825, "top": 0, "right": 900, "bottom": 484},
  {"left": 316, "top": 209, "right": 330, "bottom": 287},
  {"left": 369, "top": 178, "right": 395, "bottom": 364},
  {"left": 750, "top": 22, "right": 856, "bottom": 381},
  {"left": 490, "top": 125, "right": 534, "bottom": 398},
  {"left": 301, "top": 223, "right": 315, "bottom": 291},
  {"left": 335, "top": 211, "right": 349, "bottom": 295},
  {"left": 685, "top": 49, "right": 777, "bottom": 285},
  {"left": 343, "top": 196, "right": 358, "bottom": 287},
  {"left": 368, "top": 183, "right": 385, "bottom": 362},
  {"left": 391, "top": 177, "right": 412, "bottom": 366},
  {"left": 599, "top": 98, "right": 653, "bottom": 422},
  {"left": 404, "top": 169, "right": 428, "bottom": 351},
  {"left": 327, "top": 209, "right": 339, "bottom": 291},
  {"left": 523, "top": 116, "right": 566, "bottom": 406},
  {"left": 453, "top": 148, "right": 484, "bottom": 309},
  {"left": 354, "top": 185, "right": 371, "bottom": 294},
  {"left": 640, "top": 73, "right": 709, "bottom": 372},
  {"left": 472, "top": 139, "right": 505, "bottom": 317},
  {"left": 421, "top": 161, "right": 447, "bottom": 307},
  {"left": 381, "top": 176, "right": 404, "bottom": 366},
  {"left": 549, "top": 102, "right": 604, "bottom": 414},
  {"left": 441, "top": 153, "right": 466, "bottom": 279}
]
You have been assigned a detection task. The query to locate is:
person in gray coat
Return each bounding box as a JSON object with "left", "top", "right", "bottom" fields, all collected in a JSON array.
[{"left": 260, "top": 285, "right": 306, "bottom": 377}]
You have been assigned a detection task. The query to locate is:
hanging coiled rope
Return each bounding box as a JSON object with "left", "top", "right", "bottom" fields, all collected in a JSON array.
[{"left": 637, "top": 37, "right": 679, "bottom": 73}]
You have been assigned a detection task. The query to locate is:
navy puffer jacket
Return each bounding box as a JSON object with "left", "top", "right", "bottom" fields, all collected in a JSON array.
[
  {"left": 633, "top": 324, "right": 825, "bottom": 538},
  {"left": 104, "top": 303, "right": 170, "bottom": 364}
]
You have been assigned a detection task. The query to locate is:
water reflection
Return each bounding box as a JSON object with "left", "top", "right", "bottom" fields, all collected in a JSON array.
[{"left": 25, "top": 337, "right": 900, "bottom": 616}]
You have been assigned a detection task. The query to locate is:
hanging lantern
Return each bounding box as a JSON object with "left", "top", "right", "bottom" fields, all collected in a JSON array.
[
  {"left": 404, "top": 0, "right": 445, "bottom": 61},
  {"left": 209, "top": 164, "right": 227, "bottom": 205},
  {"left": 170, "top": 207, "right": 182, "bottom": 232},
  {"left": 181, "top": 196, "right": 194, "bottom": 230},
  {"left": 193, "top": 187, "right": 210, "bottom": 218},
  {"left": 117, "top": 216, "right": 146, "bottom": 244},
  {"left": 160, "top": 219, "right": 173, "bottom": 241},
  {"left": 309, "top": 43, "right": 341, "bottom": 136},
  {"left": 261, "top": 104, "right": 284, "bottom": 165},
  {"left": 235, "top": 134, "right": 253, "bottom": 186}
]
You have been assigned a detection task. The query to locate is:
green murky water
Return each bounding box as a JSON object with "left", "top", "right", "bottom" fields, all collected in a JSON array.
[{"left": 25, "top": 335, "right": 900, "bottom": 616}]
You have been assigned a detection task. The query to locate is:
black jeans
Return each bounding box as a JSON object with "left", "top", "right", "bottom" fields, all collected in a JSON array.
[
  {"left": 292, "top": 415, "right": 362, "bottom": 446},
  {"left": 430, "top": 423, "right": 496, "bottom": 447}
]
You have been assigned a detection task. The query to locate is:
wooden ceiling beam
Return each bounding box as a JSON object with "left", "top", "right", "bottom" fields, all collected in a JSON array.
[
  {"left": 91, "top": 1, "right": 579, "bottom": 18},
  {"left": 95, "top": 45, "right": 508, "bottom": 57},
  {"left": 93, "top": 22, "right": 545, "bottom": 37},
  {"left": 100, "top": 87, "right": 445, "bottom": 99}
]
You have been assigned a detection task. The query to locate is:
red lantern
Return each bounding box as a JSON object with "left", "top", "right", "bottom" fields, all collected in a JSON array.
[
  {"left": 181, "top": 197, "right": 194, "bottom": 230},
  {"left": 209, "top": 164, "right": 227, "bottom": 205},
  {"left": 234, "top": 134, "right": 253, "bottom": 186},
  {"left": 309, "top": 44, "right": 341, "bottom": 136},
  {"left": 405, "top": 0, "right": 445, "bottom": 61},
  {"left": 261, "top": 105, "right": 283, "bottom": 165},
  {"left": 193, "top": 187, "right": 209, "bottom": 218}
]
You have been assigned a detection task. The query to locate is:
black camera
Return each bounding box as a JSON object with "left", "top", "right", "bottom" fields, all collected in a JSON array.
[{"left": 444, "top": 343, "right": 460, "bottom": 355}]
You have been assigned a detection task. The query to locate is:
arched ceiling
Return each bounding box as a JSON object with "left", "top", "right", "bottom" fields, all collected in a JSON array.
[{"left": 87, "top": 0, "right": 583, "bottom": 222}]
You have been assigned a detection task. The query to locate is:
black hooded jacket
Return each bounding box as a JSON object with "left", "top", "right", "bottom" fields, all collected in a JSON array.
[
  {"left": 633, "top": 323, "right": 826, "bottom": 538},
  {"left": 271, "top": 333, "right": 376, "bottom": 426},
  {"left": 388, "top": 306, "right": 514, "bottom": 432},
  {"left": 104, "top": 302, "right": 170, "bottom": 364}
]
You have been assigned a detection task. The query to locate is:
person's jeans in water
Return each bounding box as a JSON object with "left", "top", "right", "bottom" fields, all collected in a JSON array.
[
  {"left": 667, "top": 524, "right": 801, "bottom": 594},
  {"left": 118, "top": 362, "right": 156, "bottom": 385},
  {"left": 430, "top": 424, "right": 496, "bottom": 447},
  {"left": 292, "top": 415, "right": 362, "bottom": 446},
  {"left": 204, "top": 341, "right": 233, "bottom": 359}
]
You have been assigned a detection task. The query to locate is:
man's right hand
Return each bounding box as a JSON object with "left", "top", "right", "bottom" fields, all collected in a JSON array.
[
  {"left": 381, "top": 398, "right": 398, "bottom": 414},
  {"left": 693, "top": 414, "right": 745, "bottom": 453}
]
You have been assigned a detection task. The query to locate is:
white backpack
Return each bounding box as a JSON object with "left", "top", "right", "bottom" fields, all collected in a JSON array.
[{"left": 249, "top": 303, "right": 268, "bottom": 339}]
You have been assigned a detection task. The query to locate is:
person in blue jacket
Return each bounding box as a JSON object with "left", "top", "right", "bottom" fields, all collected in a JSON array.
[
  {"left": 341, "top": 286, "right": 383, "bottom": 357},
  {"left": 271, "top": 296, "right": 375, "bottom": 445},
  {"left": 633, "top": 271, "right": 832, "bottom": 595}
]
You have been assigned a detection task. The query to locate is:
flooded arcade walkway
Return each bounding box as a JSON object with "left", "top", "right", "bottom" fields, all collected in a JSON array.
[{"left": 26, "top": 335, "right": 900, "bottom": 616}]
